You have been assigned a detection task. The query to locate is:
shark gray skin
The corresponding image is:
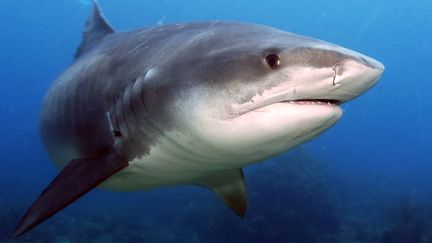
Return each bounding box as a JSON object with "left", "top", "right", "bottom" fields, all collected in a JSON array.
[{"left": 13, "top": 2, "right": 384, "bottom": 236}]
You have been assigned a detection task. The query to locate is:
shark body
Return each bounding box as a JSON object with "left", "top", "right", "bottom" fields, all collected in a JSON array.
[{"left": 13, "top": 2, "right": 384, "bottom": 236}]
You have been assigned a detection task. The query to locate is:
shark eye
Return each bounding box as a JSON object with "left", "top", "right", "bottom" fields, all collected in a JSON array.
[{"left": 265, "top": 54, "right": 280, "bottom": 69}]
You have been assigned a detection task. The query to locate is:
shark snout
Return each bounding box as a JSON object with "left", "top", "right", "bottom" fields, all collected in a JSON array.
[
  {"left": 355, "top": 54, "right": 384, "bottom": 87},
  {"left": 332, "top": 54, "right": 384, "bottom": 103},
  {"left": 358, "top": 54, "right": 385, "bottom": 71}
]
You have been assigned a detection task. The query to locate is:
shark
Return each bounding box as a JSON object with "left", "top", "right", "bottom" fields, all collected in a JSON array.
[{"left": 13, "top": 2, "right": 384, "bottom": 236}]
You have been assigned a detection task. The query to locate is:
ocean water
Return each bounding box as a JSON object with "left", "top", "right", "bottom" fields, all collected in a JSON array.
[{"left": 0, "top": 0, "right": 431, "bottom": 242}]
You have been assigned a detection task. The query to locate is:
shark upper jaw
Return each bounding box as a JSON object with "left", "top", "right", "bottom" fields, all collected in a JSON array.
[
  {"left": 230, "top": 92, "right": 343, "bottom": 116},
  {"left": 232, "top": 57, "right": 384, "bottom": 116}
]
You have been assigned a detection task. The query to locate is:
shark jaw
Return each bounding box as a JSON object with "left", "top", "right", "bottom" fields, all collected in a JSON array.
[
  {"left": 189, "top": 57, "right": 383, "bottom": 163},
  {"left": 233, "top": 98, "right": 341, "bottom": 116},
  {"left": 185, "top": 98, "right": 344, "bottom": 166}
]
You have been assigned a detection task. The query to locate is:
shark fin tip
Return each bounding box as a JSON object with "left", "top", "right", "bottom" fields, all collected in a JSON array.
[
  {"left": 12, "top": 149, "right": 128, "bottom": 236},
  {"left": 197, "top": 168, "right": 248, "bottom": 217},
  {"left": 75, "top": 1, "right": 115, "bottom": 59}
]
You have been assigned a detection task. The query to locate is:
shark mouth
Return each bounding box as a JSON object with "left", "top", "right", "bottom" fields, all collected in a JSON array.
[
  {"left": 233, "top": 98, "right": 342, "bottom": 116},
  {"left": 283, "top": 99, "right": 341, "bottom": 106}
]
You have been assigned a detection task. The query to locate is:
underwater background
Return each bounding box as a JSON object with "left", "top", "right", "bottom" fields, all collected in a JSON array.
[{"left": 1, "top": 0, "right": 431, "bottom": 242}]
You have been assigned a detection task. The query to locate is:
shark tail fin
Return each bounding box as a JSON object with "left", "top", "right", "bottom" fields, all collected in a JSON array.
[
  {"left": 75, "top": 0, "right": 115, "bottom": 59},
  {"left": 12, "top": 149, "right": 128, "bottom": 237}
]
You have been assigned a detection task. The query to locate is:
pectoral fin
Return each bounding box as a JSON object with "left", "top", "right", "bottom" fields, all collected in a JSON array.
[
  {"left": 197, "top": 168, "right": 247, "bottom": 217},
  {"left": 12, "top": 149, "right": 128, "bottom": 237}
]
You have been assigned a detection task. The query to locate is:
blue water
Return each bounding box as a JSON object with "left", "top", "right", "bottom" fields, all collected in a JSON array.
[{"left": 1, "top": 0, "right": 431, "bottom": 242}]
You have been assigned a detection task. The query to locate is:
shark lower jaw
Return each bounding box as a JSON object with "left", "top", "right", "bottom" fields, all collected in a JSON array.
[{"left": 200, "top": 100, "right": 342, "bottom": 161}]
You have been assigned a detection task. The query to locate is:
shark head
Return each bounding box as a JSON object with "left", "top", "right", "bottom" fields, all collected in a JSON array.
[{"left": 151, "top": 22, "right": 385, "bottom": 164}]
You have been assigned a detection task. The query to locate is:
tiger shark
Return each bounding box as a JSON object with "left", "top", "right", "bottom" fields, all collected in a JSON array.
[{"left": 13, "top": 2, "right": 384, "bottom": 236}]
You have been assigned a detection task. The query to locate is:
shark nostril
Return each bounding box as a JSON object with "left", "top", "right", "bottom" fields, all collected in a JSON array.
[{"left": 359, "top": 56, "right": 369, "bottom": 66}]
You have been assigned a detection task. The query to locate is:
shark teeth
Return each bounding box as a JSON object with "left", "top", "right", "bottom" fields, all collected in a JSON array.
[
  {"left": 285, "top": 99, "right": 340, "bottom": 106},
  {"left": 233, "top": 99, "right": 340, "bottom": 116}
]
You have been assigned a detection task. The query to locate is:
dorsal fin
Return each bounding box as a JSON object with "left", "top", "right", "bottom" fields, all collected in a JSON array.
[{"left": 75, "top": 1, "right": 115, "bottom": 59}]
